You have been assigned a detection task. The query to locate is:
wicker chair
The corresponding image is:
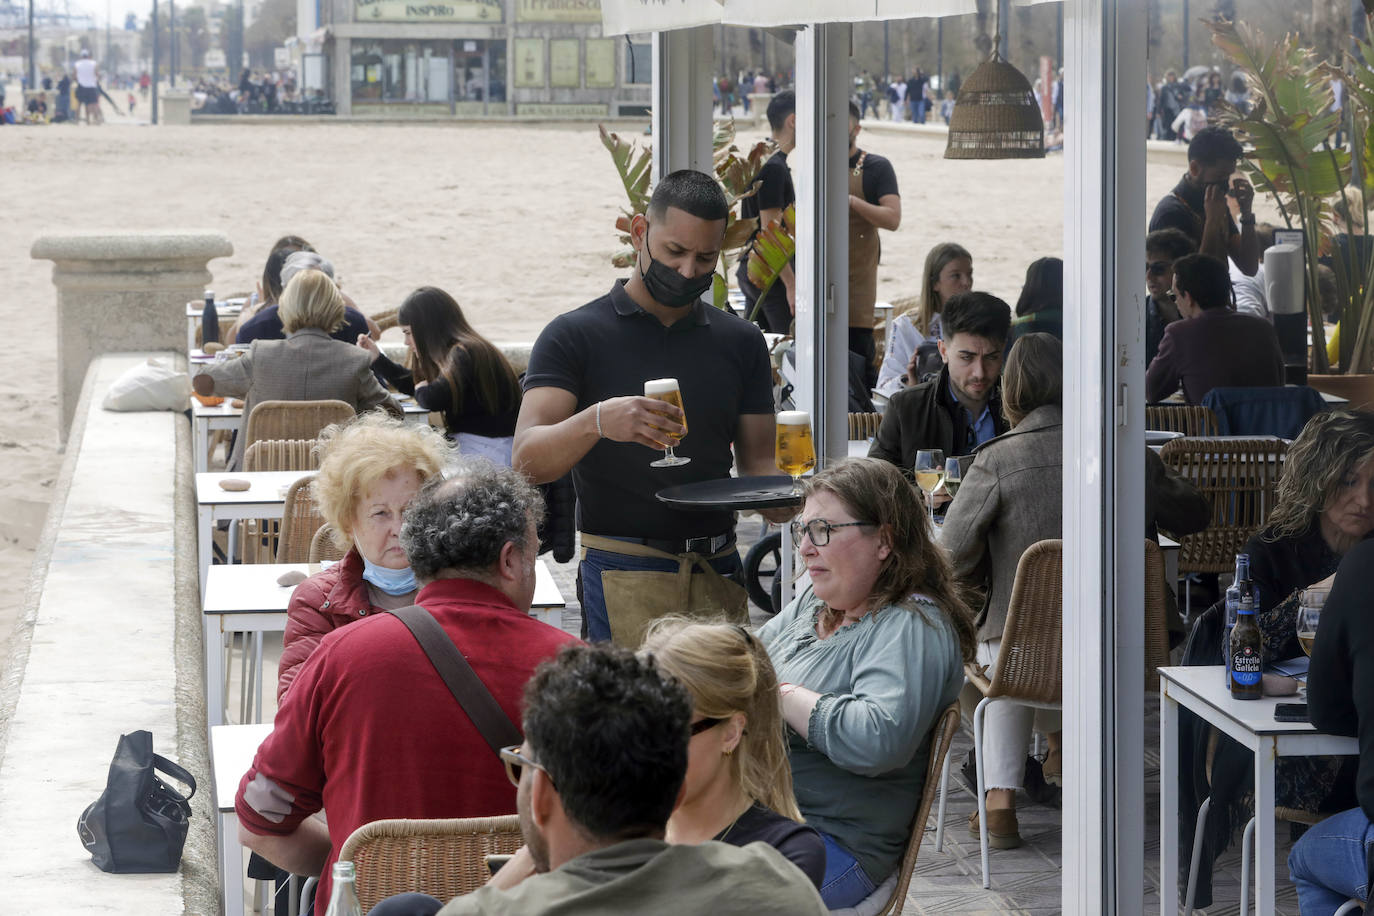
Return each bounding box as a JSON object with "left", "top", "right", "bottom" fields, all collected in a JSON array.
[
  {"left": 370, "top": 308, "right": 400, "bottom": 334},
  {"left": 829, "top": 702, "right": 962, "bottom": 916},
  {"left": 1144, "top": 539, "right": 1171, "bottom": 693},
  {"left": 276, "top": 474, "right": 324, "bottom": 564},
  {"left": 194, "top": 315, "right": 239, "bottom": 349},
  {"left": 239, "top": 440, "right": 320, "bottom": 565},
  {"left": 309, "top": 524, "right": 348, "bottom": 564},
  {"left": 338, "top": 815, "right": 524, "bottom": 912},
  {"left": 1157, "top": 437, "right": 1289, "bottom": 616},
  {"left": 848, "top": 412, "right": 883, "bottom": 440},
  {"left": 1146, "top": 404, "right": 1220, "bottom": 438},
  {"left": 242, "top": 399, "right": 355, "bottom": 463}
]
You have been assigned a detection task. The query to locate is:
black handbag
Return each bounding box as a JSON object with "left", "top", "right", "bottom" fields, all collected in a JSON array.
[{"left": 77, "top": 730, "right": 197, "bottom": 873}]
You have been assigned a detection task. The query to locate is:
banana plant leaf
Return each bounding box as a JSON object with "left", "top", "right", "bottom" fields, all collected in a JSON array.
[{"left": 746, "top": 204, "right": 796, "bottom": 320}]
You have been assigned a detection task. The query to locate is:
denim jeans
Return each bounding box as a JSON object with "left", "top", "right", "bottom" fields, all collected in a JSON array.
[
  {"left": 578, "top": 540, "right": 743, "bottom": 643},
  {"left": 1287, "top": 806, "right": 1374, "bottom": 914},
  {"left": 818, "top": 830, "right": 877, "bottom": 909}
]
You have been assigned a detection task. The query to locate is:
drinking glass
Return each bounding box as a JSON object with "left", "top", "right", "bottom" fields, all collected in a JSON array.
[
  {"left": 914, "top": 449, "right": 945, "bottom": 529},
  {"left": 1296, "top": 587, "right": 1327, "bottom": 658},
  {"left": 775, "top": 411, "right": 816, "bottom": 495},
  {"left": 941, "top": 457, "right": 962, "bottom": 501},
  {"left": 645, "top": 378, "right": 690, "bottom": 468}
]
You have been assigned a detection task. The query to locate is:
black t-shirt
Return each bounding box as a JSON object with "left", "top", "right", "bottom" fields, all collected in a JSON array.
[
  {"left": 849, "top": 149, "right": 899, "bottom": 204},
  {"left": 523, "top": 281, "right": 774, "bottom": 540},
  {"left": 738, "top": 150, "right": 796, "bottom": 307},
  {"left": 1148, "top": 173, "right": 1237, "bottom": 250},
  {"left": 715, "top": 803, "right": 826, "bottom": 890},
  {"left": 373, "top": 352, "right": 518, "bottom": 438}
]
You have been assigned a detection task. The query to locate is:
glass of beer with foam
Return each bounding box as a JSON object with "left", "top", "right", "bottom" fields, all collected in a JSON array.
[
  {"left": 645, "top": 378, "right": 690, "bottom": 468},
  {"left": 775, "top": 411, "right": 816, "bottom": 494}
]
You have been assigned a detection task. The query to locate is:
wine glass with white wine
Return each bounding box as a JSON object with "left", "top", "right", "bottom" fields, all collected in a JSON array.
[
  {"left": 941, "top": 457, "right": 962, "bottom": 502},
  {"left": 914, "top": 449, "right": 945, "bottom": 530},
  {"left": 645, "top": 378, "right": 690, "bottom": 468},
  {"left": 1296, "top": 588, "right": 1326, "bottom": 658}
]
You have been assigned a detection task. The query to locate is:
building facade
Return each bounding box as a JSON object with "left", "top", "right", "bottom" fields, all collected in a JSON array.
[{"left": 298, "top": 0, "right": 651, "bottom": 116}]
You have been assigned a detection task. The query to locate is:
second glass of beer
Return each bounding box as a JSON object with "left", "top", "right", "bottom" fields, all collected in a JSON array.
[
  {"left": 776, "top": 410, "right": 816, "bottom": 494},
  {"left": 645, "top": 378, "right": 690, "bottom": 468}
]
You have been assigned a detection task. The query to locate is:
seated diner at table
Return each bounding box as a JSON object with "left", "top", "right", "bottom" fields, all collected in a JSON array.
[
  {"left": 357, "top": 286, "right": 521, "bottom": 464},
  {"left": 277, "top": 413, "right": 449, "bottom": 701},
  {"left": 940, "top": 331, "right": 1064, "bottom": 849},
  {"left": 757, "top": 458, "right": 974, "bottom": 909},
  {"left": 1287, "top": 538, "right": 1374, "bottom": 914},
  {"left": 875, "top": 241, "right": 973, "bottom": 397},
  {"left": 225, "top": 235, "right": 313, "bottom": 342},
  {"left": 192, "top": 269, "right": 401, "bottom": 470},
  {"left": 235, "top": 250, "right": 377, "bottom": 346}
]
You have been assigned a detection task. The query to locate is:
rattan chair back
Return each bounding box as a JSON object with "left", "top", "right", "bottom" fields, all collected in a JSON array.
[
  {"left": 309, "top": 524, "right": 348, "bottom": 564},
  {"left": 1144, "top": 539, "right": 1171, "bottom": 692},
  {"left": 242, "top": 399, "right": 354, "bottom": 461},
  {"left": 868, "top": 702, "right": 963, "bottom": 916},
  {"left": 339, "top": 815, "right": 524, "bottom": 912},
  {"left": 1157, "top": 437, "right": 1289, "bottom": 575},
  {"left": 370, "top": 308, "right": 399, "bottom": 333},
  {"left": 243, "top": 439, "right": 319, "bottom": 473},
  {"left": 1146, "top": 404, "right": 1220, "bottom": 438},
  {"left": 194, "top": 316, "right": 239, "bottom": 349},
  {"left": 987, "top": 539, "right": 1062, "bottom": 705},
  {"left": 276, "top": 474, "right": 324, "bottom": 564},
  {"left": 848, "top": 412, "right": 882, "bottom": 440}
]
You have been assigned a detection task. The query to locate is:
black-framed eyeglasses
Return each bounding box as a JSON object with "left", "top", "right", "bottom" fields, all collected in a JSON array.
[
  {"left": 1146, "top": 261, "right": 1171, "bottom": 276},
  {"left": 1165, "top": 289, "right": 1178, "bottom": 303},
  {"left": 789, "top": 518, "right": 875, "bottom": 548},
  {"left": 499, "top": 745, "right": 552, "bottom": 788},
  {"left": 691, "top": 717, "right": 726, "bottom": 736}
]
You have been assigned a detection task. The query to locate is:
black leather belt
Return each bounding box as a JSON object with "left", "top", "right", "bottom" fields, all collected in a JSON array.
[{"left": 612, "top": 532, "right": 736, "bottom": 556}]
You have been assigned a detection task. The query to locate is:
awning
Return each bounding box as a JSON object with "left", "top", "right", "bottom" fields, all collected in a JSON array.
[{"left": 601, "top": 0, "right": 978, "bottom": 36}]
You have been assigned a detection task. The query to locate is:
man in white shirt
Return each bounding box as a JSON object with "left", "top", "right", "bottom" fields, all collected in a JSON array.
[{"left": 73, "top": 50, "right": 102, "bottom": 125}]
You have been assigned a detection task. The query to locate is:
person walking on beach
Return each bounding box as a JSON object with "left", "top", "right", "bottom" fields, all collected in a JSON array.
[
  {"left": 512, "top": 169, "right": 789, "bottom": 645},
  {"left": 73, "top": 50, "right": 102, "bottom": 125}
]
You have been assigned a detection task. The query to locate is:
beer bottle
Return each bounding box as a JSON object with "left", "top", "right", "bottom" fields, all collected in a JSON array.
[
  {"left": 1228, "top": 598, "right": 1263, "bottom": 700},
  {"left": 1222, "top": 554, "right": 1253, "bottom": 686},
  {"left": 201, "top": 290, "right": 219, "bottom": 347}
]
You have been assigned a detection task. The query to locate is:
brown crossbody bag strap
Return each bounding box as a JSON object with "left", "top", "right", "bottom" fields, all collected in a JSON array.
[{"left": 386, "top": 605, "right": 522, "bottom": 756}]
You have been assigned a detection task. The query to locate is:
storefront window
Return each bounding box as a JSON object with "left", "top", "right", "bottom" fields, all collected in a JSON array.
[
  {"left": 455, "top": 39, "right": 505, "bottom": 103},
  {"left": 351, "top": 40, "right": 454, "bottom": 103}
]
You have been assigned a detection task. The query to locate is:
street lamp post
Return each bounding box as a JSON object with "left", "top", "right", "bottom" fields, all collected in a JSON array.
[
  {"left": 151, "top": 0, "right": 159, "bottom": 122},
  {"left": 27, "top": 0, "right": 36, "bottom": 91},
  {"left": 169, "top": 0, "right": 175, "bottom": 87}
]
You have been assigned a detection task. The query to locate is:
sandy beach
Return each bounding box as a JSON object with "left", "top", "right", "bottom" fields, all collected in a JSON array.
[{"left": 3, "top": 112, "right": 1216, "bottom": 658}]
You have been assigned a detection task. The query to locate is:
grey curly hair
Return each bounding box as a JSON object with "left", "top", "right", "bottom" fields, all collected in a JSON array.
[{"left": 400, "top": 459, "right": 544, "bottom": 581}]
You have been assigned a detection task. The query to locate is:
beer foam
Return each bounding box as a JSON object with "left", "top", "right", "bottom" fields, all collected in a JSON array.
[
  {"left": 644, "top": 378, "right": 680, "bottom": 396},
  {"left": 776, "top": 410, "right": 811, "bottom": 426}
]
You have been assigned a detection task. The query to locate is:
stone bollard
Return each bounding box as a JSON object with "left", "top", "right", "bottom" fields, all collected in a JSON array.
[
  {"left": 31, "top": 232, "right": 233, "bottom": 440},
  {"left": 748, "top": 93, "right": 773, "bottom": 127},
  {"left": 160, "top": 91, "right": 192, "bottom": 125}
]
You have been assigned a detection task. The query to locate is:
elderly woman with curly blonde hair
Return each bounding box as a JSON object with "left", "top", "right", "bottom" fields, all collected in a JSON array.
[{"left": 276, "top": 413, "right": 450, "bottom": 701}]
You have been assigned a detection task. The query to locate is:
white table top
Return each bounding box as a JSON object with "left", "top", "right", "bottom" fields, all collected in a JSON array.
[
  {"left": 1159, "top": 665, "right": 1356, "bottom": 741},
  {"left": 190, "top": 396, "right": 427, "bottom": 420},
  {"left": 203, "top": 559, "right": 566, "bottom": 613},
  {"left": 196, "top": 471, "right": 313, "bottom": 506},
  {"left": 187, "top": 299, "right": 246, "bottom": 318},
  {"left": 211, "top": 723, "right": 273, "bottom": 812}
]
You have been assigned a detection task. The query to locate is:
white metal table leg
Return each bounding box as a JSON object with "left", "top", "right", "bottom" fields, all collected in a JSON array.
[
  {"left": 1254, "top": 736, "right": 1277, "bottom": 916},
  {"left": 1161, "top": 685, "right": 1181, "bottom": 916}
]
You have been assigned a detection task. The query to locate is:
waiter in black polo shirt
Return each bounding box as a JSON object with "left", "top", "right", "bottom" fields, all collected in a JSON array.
[
  {"left": 513, "top": 170, "right": 786, "bottom": 643},
  {"left": 1147, "top": 125, "right": 1260, "bottom": 277}
]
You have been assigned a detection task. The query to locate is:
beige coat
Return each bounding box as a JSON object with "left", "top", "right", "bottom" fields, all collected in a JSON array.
[
  {"left": 198, "top": 328, "right": 398, "bottom": 469},
  {"left": 941, "top": 405, "right": 1063, "bottom": 642}
]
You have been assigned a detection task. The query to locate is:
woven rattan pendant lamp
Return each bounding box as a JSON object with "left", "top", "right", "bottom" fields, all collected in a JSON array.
[{"left": 944, "top": 28, "right": 1046, "bottom": 159}]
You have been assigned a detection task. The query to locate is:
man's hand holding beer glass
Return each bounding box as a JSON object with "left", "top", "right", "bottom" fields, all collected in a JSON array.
[{"left": 592, "top": 393, "right": 687, "bottom": 450}]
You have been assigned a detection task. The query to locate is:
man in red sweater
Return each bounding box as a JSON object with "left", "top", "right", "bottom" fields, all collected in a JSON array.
[{"left": 235, "top": 463, "right": 579, "bottom": 912}]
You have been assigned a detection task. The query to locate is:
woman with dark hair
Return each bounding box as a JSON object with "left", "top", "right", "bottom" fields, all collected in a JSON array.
[
  {"left": 360, "top": 286, "right": 522, "bottom": 463},
  {"left": 1006, "top": 257, "right": 1064, "bottom": 352},
  {"left": 758, "top": 458, "right": 975, "bottom": 908}
]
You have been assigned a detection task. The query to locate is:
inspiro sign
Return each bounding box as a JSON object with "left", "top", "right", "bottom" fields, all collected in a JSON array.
[
  {"left": 598, "top": 0, "right": 978, "bottom": 35},
  {"left": 354, "top": 0, "right": 503, "bottom": 21}
]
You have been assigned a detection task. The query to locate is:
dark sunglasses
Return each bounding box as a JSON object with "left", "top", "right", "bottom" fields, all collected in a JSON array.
[
  {"left": 1146, "top": 261, "right": 1171, "bottom": 276},
  {"left": 691, "top": 717, "right": 726, "bottom": 736},
  {"left": 499, "top": 745, "right": 552, "bottom": 788}
]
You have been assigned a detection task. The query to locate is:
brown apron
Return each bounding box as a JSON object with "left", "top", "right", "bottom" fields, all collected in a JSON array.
[
  {"left": 580, "top": 534, "right": 749, "bottom": 648},
  {"left": 848, "top": 151, "right": 882, "bottom": 330}
]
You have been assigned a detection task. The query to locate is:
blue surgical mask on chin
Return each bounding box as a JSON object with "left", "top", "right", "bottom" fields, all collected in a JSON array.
[{"left": 361, "top": 555, "right": 417, "bottom": 596}]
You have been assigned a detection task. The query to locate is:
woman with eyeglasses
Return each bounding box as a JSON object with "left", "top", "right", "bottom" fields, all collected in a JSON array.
[
  {"left": 756, "top": 459, "right": 976, "bottom": 909},
  {"left": 941, "top": 332, "right": 1063, "bottom": 850},
  {"left": 643, "top": 618, "right": 825, "bottom": 889}
]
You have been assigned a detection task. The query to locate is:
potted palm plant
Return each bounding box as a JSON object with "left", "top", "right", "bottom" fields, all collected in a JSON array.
[{"left": 1209, "top": 14, "right": 1374, "bottom": 405}]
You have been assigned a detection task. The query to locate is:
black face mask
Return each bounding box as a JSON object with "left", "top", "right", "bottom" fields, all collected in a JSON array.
[{"left": 638, "top": 224, "right": 715, "bottom": 308}]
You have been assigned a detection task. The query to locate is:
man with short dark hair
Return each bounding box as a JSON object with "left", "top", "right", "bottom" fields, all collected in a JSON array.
[
  {"left": 513, "top": 170, "right": 784, "bottom": 644},
  {"left": 737, "top": 90, "right": 798, "bottom": 333},
  {"left": 235, "top": 463, "right": 578, "bottom": 913},
  {"left": 1145, "top": 253, "right": 1284, "bottom": 404},
  {"left": 1144, "top": 227, "right": 1196, "bottom": 364},
  {"left": 423, "top": 644, "right": 827, "bottom": 914},
  {"left": 846, "top": 100, "right": 902, "bottom": 388},
  {"left": 869, "top": 291, "right": 1012, "bottom": 473},
  {"left": 1149, "top": 125, "right": 1260, "bottom": 276}
]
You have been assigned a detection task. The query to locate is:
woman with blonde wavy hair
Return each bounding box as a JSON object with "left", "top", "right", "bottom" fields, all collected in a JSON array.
[{"left": 642, "top": 618, "right": 825, "bottom": 889}]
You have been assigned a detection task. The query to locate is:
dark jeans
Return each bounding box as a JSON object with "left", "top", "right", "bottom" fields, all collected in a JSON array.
[
  {"left": 848, "top": 327, "right": 877, "bottom": 390},
  {"left": 737, "top": 269, "right": 792, "bottom": 335},
  {"left": 369, "top": 892, "right": 444, "bottom": 916}
]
